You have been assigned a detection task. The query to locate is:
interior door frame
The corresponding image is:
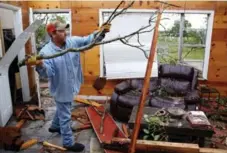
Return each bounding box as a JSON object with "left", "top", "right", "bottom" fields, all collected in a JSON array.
[
  {"left": 29, "top": 8, "right": 72, "bottom": 107},
  {"left": 0, "top": 3, "right": 31, "bottom": 102}
]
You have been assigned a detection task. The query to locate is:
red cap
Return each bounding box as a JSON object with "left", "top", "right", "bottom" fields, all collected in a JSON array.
[{"left": 46, "top": 20, "right": 69, "bottom": 35}]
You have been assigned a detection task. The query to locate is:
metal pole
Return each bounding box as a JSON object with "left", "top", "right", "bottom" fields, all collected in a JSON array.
[{"left": 128, "top": 6, "right": 163, "bottom": 153}]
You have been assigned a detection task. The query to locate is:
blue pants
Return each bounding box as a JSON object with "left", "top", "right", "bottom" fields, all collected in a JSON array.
[{"left": 51, "top": 101, "right": 74, "bottom": 147}]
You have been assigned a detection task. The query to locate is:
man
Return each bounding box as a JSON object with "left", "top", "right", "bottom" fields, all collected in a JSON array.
[{"left": 33, "top": 20, "right": 110, "bottom": 152}]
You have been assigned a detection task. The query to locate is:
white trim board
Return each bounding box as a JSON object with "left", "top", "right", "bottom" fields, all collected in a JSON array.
[
  {"left": 77, "top": 95, "right": 111, "bottom": 101},
  {"left": 0, "top": 3, "right": 20, "bottom": 11},
  {"left": 33, "top": 9, "right": 71, "bottom": 13},
  {"left": 100, "top": 9, "right": 214, "bottom": 14},
  {"left": 0, "top": 3, "right": 31, "bottom": 101},
  {"left": 0, "top": 3, "right": 29, "bottom": 126},
  {"left": 203, "top": 11, "right": 214, "bottom": 80}
]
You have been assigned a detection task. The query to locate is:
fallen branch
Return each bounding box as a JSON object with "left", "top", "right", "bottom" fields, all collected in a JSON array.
[{"left": 18, "top": 1, "right": 177, "bottom": 67}]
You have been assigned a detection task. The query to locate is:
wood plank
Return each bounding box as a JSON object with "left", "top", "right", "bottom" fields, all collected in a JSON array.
[
  {"left": 112, "top": 138, "right": 199, "bottom": 153},
  {"left": 16, "top": 119, "right": 26, "bottom": 129},
  {"left": 213, "top": 15, "right": 227, "bottom": 29},
  {"left": 28, "top": 1, "right": 61, "bottom": 9},
  {"left": 200, "top": 148, "right": 227, "bottom": 153},
  {"left": 60, "top": 1, "right": 72, "bottom": 9},
  {"left": 71, "top": 1, "right": 82, "bottom": 8},
  {"left": 86, "top": 106, "right": 126, "bottom": 153},
  {"left": 211, "top": 29, "right": 227, "bottom": 41},
  {"left": 213, "top": 22, "right": 227, "bottom": 29},
  {"left": 74, "top": 97, "right": 102, "bottom": 107},
  {"left": 81, "top": 1, "right": 103, "bottom": 8},
  {"left": 72, "top": 23, "right": 97, "bottom": 35},
  {"left": 79, "top": 85, "right": 114, "bottom": 96}
]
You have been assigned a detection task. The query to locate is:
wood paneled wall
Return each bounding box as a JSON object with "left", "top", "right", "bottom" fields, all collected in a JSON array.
[{"left": 5, "top": 1, "right": 227, "bottom": 96}]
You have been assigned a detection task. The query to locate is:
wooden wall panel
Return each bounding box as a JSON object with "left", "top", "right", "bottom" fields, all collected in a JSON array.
[
  {"left": 28, "top": 1, "right": 61, "bottom": 9},
  {"left": 25, "top": 1, "right": 227, "bottom": 96}
]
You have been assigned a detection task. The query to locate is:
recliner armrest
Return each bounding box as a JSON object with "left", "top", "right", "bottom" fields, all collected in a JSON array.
[
  {"left": 114, "top": 80, "right": 132, "bottom": 95},
  {"left": 184, "top": 90, "right": 200, "bottom": 104}
]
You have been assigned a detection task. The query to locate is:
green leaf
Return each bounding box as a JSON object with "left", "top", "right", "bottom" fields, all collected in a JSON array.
[
  {"left": 154, "top": 135, "right": 160, "bottom": 141},
  {"left": 143, "top": 129, "right": 149, "bottom": 134},
  {"left": 145, "top": 117, "right": 150, "bottom": 123},
  {"left": 144, "top": 114, "right": 148, "bottom": 119},
  {"left": 149, "top": 116, "right": 160, "bottom": 123},
  {"left": 143, "top": 135, "right": 149, "bottom": 140}
]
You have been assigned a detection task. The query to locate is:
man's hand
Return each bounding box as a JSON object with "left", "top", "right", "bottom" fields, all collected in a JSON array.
[
  {"left": 99, "top": 23, "right": 111, "bottom": 33},
  {"left": 94, "top": 23, "right": 111, "bottom": 42},
  {"left": 25, "top": 55, "right": 43, "bottom": 67}
]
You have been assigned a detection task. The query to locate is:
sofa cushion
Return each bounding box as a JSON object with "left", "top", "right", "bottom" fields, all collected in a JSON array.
[
  {"left": 114, "top": 80, "right": 131, "bottom": 94},
  {"left": 131, "top": 78, "right": 158, "bottom": 92},
  {"left": 160, "top": 78, "right": 191, "bottom": 95},
  {"left": 117, "top": 91, "right": 149, "bottom": 108},
  {"left": 149, "top": 96, "right": 185, "bottom": 109},
  {"left": 159, "top": 64, "right": 194, "bottom": 81}
]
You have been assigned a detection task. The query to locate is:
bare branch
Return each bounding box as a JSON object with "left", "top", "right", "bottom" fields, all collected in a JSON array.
[
  {"left": 105, "top": 1, "right": 125, "bottom": 24},
  {"left": 19, "top": 0, "right": 180, "bottom": 67},
  {"left": 107, "top": 1, "right": 135, "bottom": 23},
  {"left": 120, "top": 39, "right": 149, "bottom": 58},
  {"left": 137, "top": 33, "right": 143, "bottom": 47}
]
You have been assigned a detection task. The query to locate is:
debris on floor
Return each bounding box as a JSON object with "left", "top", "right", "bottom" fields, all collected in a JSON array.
[
  {"left": 15, "top": 105, "right": 45, "bottom": 120},
  {"left": 71, "top": 107, "right": 90, "bottom": 125},
  {"left": 0, "top": 127, "right": 24, "bottom": 151},
  {"left": 20, "top": 139, "right": 38, "bottom": 150},
  {"left": 2, "top": 82, "right": 227, "bottom": 153},
  {"left": 74, "top": 97, "right": 102, "bottom": 107},
  {"left": 40, "top": 146, "right": 65, "bottom": 153},
  {"left": 201, "top": 100, "right": 227, "bottom": 149}
]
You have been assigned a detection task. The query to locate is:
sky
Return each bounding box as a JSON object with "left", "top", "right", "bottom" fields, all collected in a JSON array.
[{"left": 160, "top": 13, "right": 208, "bottom": 31}]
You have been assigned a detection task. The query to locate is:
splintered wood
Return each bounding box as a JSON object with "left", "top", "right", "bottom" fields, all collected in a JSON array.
[
  {"left": 71, "top": 107, "right": 90, "bottom": 125},
  {"left": 74, "top": 97, "right": 102, "bottom": 107}
]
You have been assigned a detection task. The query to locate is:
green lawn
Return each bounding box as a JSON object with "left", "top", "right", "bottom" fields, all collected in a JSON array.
[{"left": 157, "top": 36, "right": 205, "bottom": 63}]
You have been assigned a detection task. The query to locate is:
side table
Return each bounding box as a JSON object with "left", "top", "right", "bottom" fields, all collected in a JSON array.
[{"left": 128, "top": 106, "right": 214, "bottom": 147}]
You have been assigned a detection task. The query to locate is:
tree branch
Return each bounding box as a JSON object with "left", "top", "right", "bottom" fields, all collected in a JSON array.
[{"left": 19, "top": 0, "right": 180, "bottom": 66}]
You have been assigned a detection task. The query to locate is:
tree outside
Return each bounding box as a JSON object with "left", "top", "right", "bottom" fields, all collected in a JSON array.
[{"left": 157, "top": 14, "right": 208, "bottom": 66}]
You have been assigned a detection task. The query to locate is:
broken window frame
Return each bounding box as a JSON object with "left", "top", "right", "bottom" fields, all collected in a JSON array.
[{"left": 176, "top": 12, "right": 212, "bottom": 79}]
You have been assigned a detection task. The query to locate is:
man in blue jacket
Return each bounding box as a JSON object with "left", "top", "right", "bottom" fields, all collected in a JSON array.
[{"left": 34, "top": 20, "right": 110, "bottom": 152}]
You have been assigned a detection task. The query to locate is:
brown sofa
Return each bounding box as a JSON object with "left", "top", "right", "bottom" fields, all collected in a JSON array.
[{"left": 110, "top": 64, "right": 200, "bottom": 122}]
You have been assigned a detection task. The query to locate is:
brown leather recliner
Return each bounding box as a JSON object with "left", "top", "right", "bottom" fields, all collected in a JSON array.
[{"left": 110, "top": 64, "right": 200, "bottom": 122}]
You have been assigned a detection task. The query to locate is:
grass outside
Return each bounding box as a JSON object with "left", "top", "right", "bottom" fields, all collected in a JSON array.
[{"left": 157, "top": 36, "right": 205, "bottom": 63}]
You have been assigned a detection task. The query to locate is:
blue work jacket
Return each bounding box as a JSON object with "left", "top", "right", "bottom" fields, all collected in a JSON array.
[{"left": 36, "top": 34, "right": 95, "bottom": 102}]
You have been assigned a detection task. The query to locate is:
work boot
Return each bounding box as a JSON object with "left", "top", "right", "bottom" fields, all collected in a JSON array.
[
  {"left": 64, "top": 143, "right": 85, "bottom": 152},
  {"left": 48, "top": 127, "right": 61, "bottom": 134}
]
